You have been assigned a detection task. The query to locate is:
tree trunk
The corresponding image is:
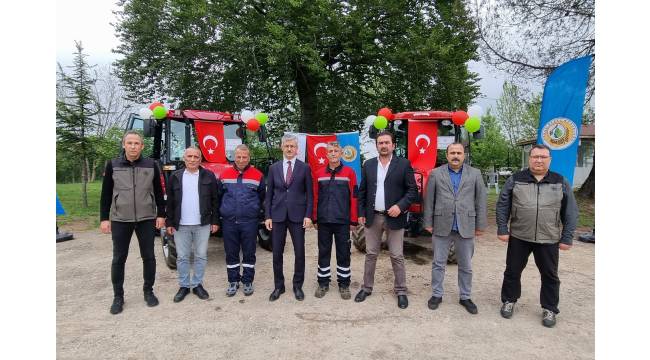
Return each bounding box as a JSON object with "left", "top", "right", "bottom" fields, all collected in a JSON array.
[
  {"left": 294, "top": 63, "right": 319, "bottom": 133},
  {"left": 82, "top": 157, "right": 89, "bottom": 208},
  {"left": 90, "top": 159, "right": 98, "bottom": 182},
  {"left": 577, "top": 155, "right": 595, "bottom": 199}
]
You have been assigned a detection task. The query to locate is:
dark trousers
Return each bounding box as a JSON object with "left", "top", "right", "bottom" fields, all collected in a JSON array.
[
  {"left": 500, "top": 236, "right": 561, "bottom": 313},
  {"left": 222, "top": 220, "right": 258, "bottom": 284},
  {"left": 317, "top": 223, "right": 351, "bottom": 287},
  {"left": 271, "top": 220, "right": 305, "bottom": 290},
  {"left": 111, "top": 219, "right": 156, "bottom": 297}
]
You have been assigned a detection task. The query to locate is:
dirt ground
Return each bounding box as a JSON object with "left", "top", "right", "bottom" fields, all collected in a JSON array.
[{"left": 57, "top": 225, "right": 594, "bottom": 360}]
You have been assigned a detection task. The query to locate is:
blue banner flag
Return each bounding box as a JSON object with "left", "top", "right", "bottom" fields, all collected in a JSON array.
[
  {"left": 56, "top": 194, "right": 66, "bottom": 216},
  {"left": 537, "top": 56, "right": 592, "bottom": 185},
  {"left": 336, "top": 131, "right": 362, "bottom": 182}
]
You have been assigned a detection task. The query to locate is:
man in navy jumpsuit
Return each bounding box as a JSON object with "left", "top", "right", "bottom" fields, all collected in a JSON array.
[{"left": 218, "top": 144, "right": 266, "bottom": 296}]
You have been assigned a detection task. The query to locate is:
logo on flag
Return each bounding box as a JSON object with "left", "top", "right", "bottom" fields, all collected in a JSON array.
[
  {"left": 342, "top": 145, "right": 357, "bottom": 162},
  {"left": 541, "top": 117, "right": 578, "bottom": 150}
]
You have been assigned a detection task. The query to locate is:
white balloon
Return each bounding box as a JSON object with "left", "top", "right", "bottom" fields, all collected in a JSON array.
[
  {"left": 365, "top": 115, "right": 377, "bottom": 124},
  {"left": 240, "top": 110, "right": 254, "bottom": 123},
  {"left": 467, "top": 104, "right": 484, "bottom": 118},
  {"left": 138, "top": 107, "right": 153, "bottom": 119}
]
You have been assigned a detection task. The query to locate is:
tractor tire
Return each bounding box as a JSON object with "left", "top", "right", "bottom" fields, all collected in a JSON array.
[
  {"left": 352, "top": 225, "right": 389, "bottom": 252},
  {"left": 258, "top": 224, "right": 272, "bottom": 251},
  {"left": 447, "top": 241, "right": 457, "bottom": 264},
  {"left": 161, "top": 228, "right": 177, "bottom": 270},
  {"left": 352, "top": 225, "right": 366, "bottom": 252}
]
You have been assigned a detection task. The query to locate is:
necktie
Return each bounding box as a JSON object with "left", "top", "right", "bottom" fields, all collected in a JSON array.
[{"left": 286, "top": 161, "right": 293, "bottom": 184}]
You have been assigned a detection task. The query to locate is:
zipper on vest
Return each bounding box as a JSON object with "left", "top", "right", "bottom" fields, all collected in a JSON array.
[
  {"left": 534, "top": 183, "right": 539, "bottom": 241},
  {"left": 132, "top": 165, "right": 137, "bottom": 221}
]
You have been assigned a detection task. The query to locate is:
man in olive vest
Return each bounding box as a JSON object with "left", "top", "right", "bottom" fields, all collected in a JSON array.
[
  {"left": 100, "top": 130, "right": 166, "bottom": 315},
  {"left": 496, "top": 144, "right": 578, "bottom": 328}
]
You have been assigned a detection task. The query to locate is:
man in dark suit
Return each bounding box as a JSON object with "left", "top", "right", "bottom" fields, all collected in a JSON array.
[
  {"left": 265, "top": 134, "right": 314, "bottom": 301},
  {"left": 355, "top": 131, "right": 418, "bottom": 309}
]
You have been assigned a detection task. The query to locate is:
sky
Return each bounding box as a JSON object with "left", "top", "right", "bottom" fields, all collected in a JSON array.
[{"left": 55, "top": 0, "right": 540, "bottom": 116}]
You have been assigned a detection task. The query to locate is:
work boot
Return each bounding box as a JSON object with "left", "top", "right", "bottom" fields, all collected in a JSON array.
[
  {"left": 339, "top": 286, "right": 351, "bottom": 300},
  {"left": 314, "top": 285, "right": 329, "bottom": 298},
  {"left": 226, "top": 282, "right": 239, "bottom": 297},
  {"left": 243, "top": 283, "right": 254, "bottom": 296}
]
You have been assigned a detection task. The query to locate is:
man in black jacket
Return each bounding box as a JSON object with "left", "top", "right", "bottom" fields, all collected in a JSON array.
[
  {"left": 355, "top": 131, "right": 418, "bottom": 309},
  {"left": 165, "top": 147, "right": 220, "bottom": 303},
  {"left": 100, "top": 131, "right": 166, "bottom": 315}
]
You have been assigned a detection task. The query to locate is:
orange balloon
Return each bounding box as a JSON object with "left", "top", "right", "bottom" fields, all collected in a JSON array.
[{"left": 378, "top": 107, "right": 394, "bottom": 121}]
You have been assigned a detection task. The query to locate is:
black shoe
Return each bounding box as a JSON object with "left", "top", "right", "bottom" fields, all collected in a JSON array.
[
  {"left": 173, "top": 287, "right": 191, "bottom": 303},
  {"left": 397, "top": 295, "right": 409, "bottom": 309},
  {"left": 109, "top": 296, "right": 124, "bottom": 315},
  {"left": 354, "top": 289, "right": 371, "bottom": 303},
  {"left": 269, "top": 288, "right": 285, "bottom": 302},
  {"left": 144, "top": 292, "right": 159, "bottom": 307},
  {"left": 459, "top": 299, "right": 478, "bottom": 314},
  {"left": 293, "top": 286, "right": 305, "bottom": 301},
  {"left": 427, "top": 296, "right": 442, "bottom": 310},
  {"left": 193, "top": 284, "right": 210, "bottom": 300}
]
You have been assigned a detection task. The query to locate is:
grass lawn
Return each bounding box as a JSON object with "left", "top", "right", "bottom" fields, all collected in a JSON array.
[{"left": 56, "top": 181, "right": 102, "bottom": 230}]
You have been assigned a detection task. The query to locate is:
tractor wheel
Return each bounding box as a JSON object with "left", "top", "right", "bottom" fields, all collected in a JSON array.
[
  {"left": 161, "top": 229, "right": 177, "bottom": 270},
  {"left": 258, "top": 224, "right": 272, "bottom": 251},
  {"left": 352, "top": 225, "right": 388, "bottom": 252},
  {"left": 447, "top": 241, "right": 457, "bottom": 264},
  {"left": 352, "top": 225, "right": 366, "bottom": 252}
]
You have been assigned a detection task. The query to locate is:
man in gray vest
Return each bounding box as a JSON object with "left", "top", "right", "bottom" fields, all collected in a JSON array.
[
  {"left": 423, "top": 142, "right": 487, "bottom": 314},
  {"left": 496, "top": 144, "right": 578, "bottom": 328},
  {"left": 100, "top": 130, "right": 166, "bottom": 315}
]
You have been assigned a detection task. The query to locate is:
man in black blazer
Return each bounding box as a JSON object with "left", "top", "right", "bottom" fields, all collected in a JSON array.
[
  {"left": 264, "top": 134, "right": 314, "bottom": 301},
  {"left": 355, "top": 131, "right": 418, "bottom": 309}
]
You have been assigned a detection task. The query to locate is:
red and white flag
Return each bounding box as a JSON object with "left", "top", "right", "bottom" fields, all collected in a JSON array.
[
  {"left": 408, "top": 120, "right": 438, "bottom": 171},
  {"left": 306, "top": 134, "right": 337, "bottom": 174},
  {"left": 194, "top": 121, "right": 226, "bottom": 163}
]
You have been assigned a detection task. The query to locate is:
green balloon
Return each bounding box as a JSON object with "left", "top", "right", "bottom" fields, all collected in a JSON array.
[
  {"left": 465, "top": 116, "right": 481, "bottom": 133},
  {"left": 255, "top": 112, "right": 269, "bottom": 125},
  {"left": 152, "top": 106, "right": 167, "bottom": 120},
  {"left": 374, "top": 115, "right": 388, "bottom": 129}
]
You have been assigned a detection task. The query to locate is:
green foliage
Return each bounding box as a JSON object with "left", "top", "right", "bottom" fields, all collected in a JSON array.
[
  {"left": 469, "top": 110, "right": 511, "bottom": 171},
  {"left": 113, "top": 0, "right": 480, "bottom": 135}
]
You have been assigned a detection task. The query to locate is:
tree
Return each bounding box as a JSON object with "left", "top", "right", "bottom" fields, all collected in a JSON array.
[
  {"left": 472, "top": 0, "right": 595, "bottom": 198},
  {"left": 113, "top": 0, "right": 480, "bottom": 138},
  {"left": 56, "top": 41, "right": 101, "bottom": 206},
  {"left": 472, "top": 0, "right": 594, "bottom": 99},
  {"left": 468, "top": 110, "right": 511, "bottom": 172}
]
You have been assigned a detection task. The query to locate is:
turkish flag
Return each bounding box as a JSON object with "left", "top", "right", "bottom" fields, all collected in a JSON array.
[
  {"left": 306, "top": 134, "right": 337, "bottom": 174},
  {"left": 408, "top": 120, "right": 438, "bottom": 171},
  {"left": 194, "top": 121, "right": 226, "bottom": 163}
]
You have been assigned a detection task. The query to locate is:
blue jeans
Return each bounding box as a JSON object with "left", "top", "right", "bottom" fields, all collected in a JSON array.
[{"left": 175, "top": 224, "right": 210, "bottom": 288}]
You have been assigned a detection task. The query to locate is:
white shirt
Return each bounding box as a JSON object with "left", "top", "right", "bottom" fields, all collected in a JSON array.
[
  {"left": 179, "top": 169, "right": 201, "bottom": 225},
  {"left": 282, "top": 157, "right": 297, "bottom": 181},
  {"left": 374, "top": 156, "right": 392, "bottom": 211}
]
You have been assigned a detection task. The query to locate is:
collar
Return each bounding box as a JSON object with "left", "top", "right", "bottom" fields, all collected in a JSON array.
[
  {"left": 235, "top": 164, "right": 251, "bottom": 173},
  {"left": 121, "top": 154, "right": 142, "bottom": 165},
  {"left": 524, "top": 168, "right": 551, "bottom": 183},
  {"left": 283, "top": 157, "right": 296, "bottom": 165},
  {"left": 447, "top": 164, "right": 463, "bottom": 174},
  {"left": 326, "top": 163, "right": 343, "bottom": 174},
  {"left": 183, "top": 168, "right": 200, "bottom": 176}
]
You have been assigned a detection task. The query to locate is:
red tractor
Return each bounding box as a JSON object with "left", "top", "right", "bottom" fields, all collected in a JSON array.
[
  {"left": 352, "top": 110, "right": 473, "bottom": 264},
  {"left": 127, "top": 109, "right": 274, "bottom": 269}
]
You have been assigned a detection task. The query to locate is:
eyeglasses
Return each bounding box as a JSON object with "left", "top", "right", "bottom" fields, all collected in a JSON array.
[{"left": 530, "top": 155, "right": 550, "bottom": 160}]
